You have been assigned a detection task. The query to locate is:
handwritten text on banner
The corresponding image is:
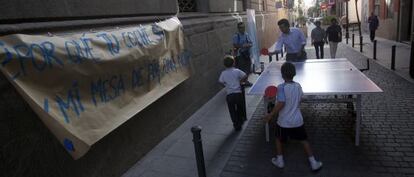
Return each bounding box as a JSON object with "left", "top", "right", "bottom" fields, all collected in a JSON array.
[{"left": 0, "top": 17, "right": 189, "bottom": 159}]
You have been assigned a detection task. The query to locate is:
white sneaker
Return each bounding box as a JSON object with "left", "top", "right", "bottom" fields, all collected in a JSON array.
[
  {"left": 271, "top": 157, "right": 284, "bottom": 168},
  {"left": 310, "top": 161, "right": 323, "bottom": 171}
]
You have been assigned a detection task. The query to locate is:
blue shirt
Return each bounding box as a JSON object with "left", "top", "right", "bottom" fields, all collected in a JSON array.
[
  {"left": 273, "top": 28, "right": 306, "bottom": 54},
  {"left": 276, "top": 82, "right": 304, "bottom": 128},
  {"left": 232, "top": 32, "right": 251, "bottom": 56}
]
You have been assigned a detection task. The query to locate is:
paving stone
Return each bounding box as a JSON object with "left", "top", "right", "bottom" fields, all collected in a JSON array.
[
  {"left": 400, "top": 167, "right": 414, "bottom": 174},
  {"left": 404, "top": 157, "right": 414, "bottom": 162}
]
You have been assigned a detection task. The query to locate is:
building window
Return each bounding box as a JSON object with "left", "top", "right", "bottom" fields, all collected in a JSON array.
[
  {"left": 178, "top": 0, "right": 196, "bottom": 12},
  {"left": 386, "top": 0, "right": 393, "bottom": 18},
  {"left": 374, "top": 0, "right": 380, "bottom": 16}
]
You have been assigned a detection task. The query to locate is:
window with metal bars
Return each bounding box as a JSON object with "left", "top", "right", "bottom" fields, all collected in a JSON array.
[{"left": 178, "top": 0, "right": 197, "bottom": 12}]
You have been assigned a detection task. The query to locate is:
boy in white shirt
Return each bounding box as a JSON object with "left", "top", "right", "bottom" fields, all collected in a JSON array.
[
  {"left": 219, "top": 55, "right": 248, "bottom": 131},
  {"left": 264, "top": 62, "right": 322, "bottom": 171}
]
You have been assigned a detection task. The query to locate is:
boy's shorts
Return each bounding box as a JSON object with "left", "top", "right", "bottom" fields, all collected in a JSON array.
[{"left": 275, "top": 125, "right": 308, "bottom": 142}]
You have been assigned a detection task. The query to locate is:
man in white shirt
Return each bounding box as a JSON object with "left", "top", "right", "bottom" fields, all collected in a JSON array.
[{"left": 270, "top": 19, "right": 307, "bottom": 62}]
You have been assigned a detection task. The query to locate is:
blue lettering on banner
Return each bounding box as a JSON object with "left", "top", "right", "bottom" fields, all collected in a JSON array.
[
  {"left": 40, "top": 41, "right": 64, "bottom": 68},
  {"left": 90, "top": 80, "right": 102, "bottom": 106},
  {"left": 13, "top": 44, "right": 31, "bottom": 77},
  {"left": 178, "top": 51, "right": 191, "bottom": 67},
  {"left": 14, "top": 42, "right": 63, "bottom": 78},
  {"left": 80, "top": 38, "right": 100, "bottom": 62},
  {"left": 119, "top": 25, "right": 165, "bottom": 49},
  {"left": 55, "top": 81, "right": 84, "bottom": 123},
  {"left": 30, "top": 43, "right": 47, "bottom": 71},
  {"left": 96, "top": 33, "right": 120, "bottom": 56},
  {"left": 136, "top": 27, "right": 151, "bottom": 46},
  {"left": 63, "top": 138, "right": 75, "bottom": 152},
  {"left": 1, "top": 41, "right": 64, "bottom": 80},
  {"left": 1, "top": 22, "right": 190, "bottom": 124},
  {"left": 90, "top": 74, "right": 125, "bottom": 106},
  {"left": 30, "top": 42, "right": 64, "bottom": 71},
  {"left": 148, "top": 60, "right": 160, "bottom": 83},
  {"left": 0, "top": 41, "right": 19, "bottom": 79},
  {"left": 65, "top": 39, "right": 100, "bottom": 63},
  {"left": 122, "top": 32, "right": 138, "bottom": 48},
  {"left": 65, "top": 40, "right": 85, "bottom": 64},
  {"left": 122, "top": 27, "right": 157, "bottom": 48},
  {"left": 0, "top": 42, "right": 12, "bottom": 65},
  {"left": 162, "top": 57, "right": 177, "bottom": 74},
  {"left": 44, "top": 98, "right": 49, "bottom": 113},
  {"left": 131, "top": 67, "right": 144, "bottom": 89},
  {"left": 151, "top": 24, "right": 165, "bottom": 42}
]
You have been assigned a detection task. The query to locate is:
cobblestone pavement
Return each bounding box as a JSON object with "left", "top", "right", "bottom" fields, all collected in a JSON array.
[{"left": 220, "top": 43, "right": 414, "bottom": 177}]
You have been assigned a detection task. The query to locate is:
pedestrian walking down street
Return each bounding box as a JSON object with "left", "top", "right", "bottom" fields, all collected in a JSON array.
[
  {"left": 219, "top": 55, "right": 248, "bottom": 131},
  {"left": 232, "top": 22, "right": 253, "bottom": 86},
  {"left": 269, "top": 19, "right": 307, "bottom": 62},
  {"left": 368, "top": 12, "right": 379, "bottom": 42},
  {"left": 311, "top": 21, "right": 326, "bottom": 59},
  {"left": 263, "top": 62, "right": 322, "bottom": 171},
  {"left": 325, "top": 18, "right": 342, "bottom": 58}
]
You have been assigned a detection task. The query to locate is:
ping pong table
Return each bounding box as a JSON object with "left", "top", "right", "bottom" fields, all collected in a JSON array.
[{"left": 248, "top": 58, "right": 383, "bottom": 145}]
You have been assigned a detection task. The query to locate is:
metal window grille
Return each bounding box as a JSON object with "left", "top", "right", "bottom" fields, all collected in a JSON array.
[{"left": 178, "top": 0, "right": 197, "bottom": 12}]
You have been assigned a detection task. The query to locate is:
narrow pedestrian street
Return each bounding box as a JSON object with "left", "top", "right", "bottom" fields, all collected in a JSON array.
[
  {"left": 2, "top": 1, "right": 414, "bottom": 177},
  {"left": 220, "top": 41, "right": 414, "bottom": 177}
]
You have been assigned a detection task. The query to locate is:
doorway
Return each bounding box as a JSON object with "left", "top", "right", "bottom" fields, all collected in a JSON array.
[{"left": 399, "top": 0, "right": 412, "bottom": 43}]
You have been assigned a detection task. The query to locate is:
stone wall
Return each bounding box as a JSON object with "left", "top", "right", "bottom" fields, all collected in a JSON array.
[
  {"left": 209, "top": 0, "right": 244, "bottom": 12},
  {"left": 0, "top": 11, "right": 286, "bottom": 177},
  {"left": 0, "top": 0, "right": 176, "bottom": 21}
]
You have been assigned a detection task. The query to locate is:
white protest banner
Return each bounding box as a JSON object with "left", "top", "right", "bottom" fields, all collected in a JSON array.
[
  {"left": 246, "top": 9, "right": 260, "bottom": 71},
  {"left": 0, "top": 17, "right": 190, "bottom": 159}
]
